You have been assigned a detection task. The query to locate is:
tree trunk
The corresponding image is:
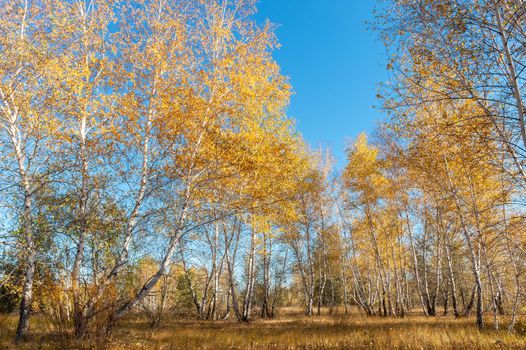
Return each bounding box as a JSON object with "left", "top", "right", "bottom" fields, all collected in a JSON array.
[
  {"left": 72, "top": 116, "right": 89, "bottom": 337},
  {"left": 494, "top": 2, "right": 526, "bottom": 151},
  {"left": 242, "top": 227, "right": 256, "bottom": 322},
  {"left": 444, "top": 243, "right": 460, "bottom": 317},
  {"left": 16, "top": 192, "right": 35, "bottom": 341},
  {"left": 405, "top": 211, "right": 428, "bottom": 316},
  {"left": 8, "top": 121, "right": 36, "bottom": 341}
]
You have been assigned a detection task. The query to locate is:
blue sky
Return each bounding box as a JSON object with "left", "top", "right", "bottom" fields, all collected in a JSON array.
[{"left": 255, "top": 1, "right": 388, "bottom": 168}]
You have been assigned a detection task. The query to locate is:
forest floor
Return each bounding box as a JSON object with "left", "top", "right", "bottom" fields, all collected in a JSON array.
[{"left": 1, "top": 308, "right": 526, "bottom": 349}]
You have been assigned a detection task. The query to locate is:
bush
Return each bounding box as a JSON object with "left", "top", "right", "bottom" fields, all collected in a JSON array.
[{"left": 0, "top": 283, "right": 21, "bottom": 313}]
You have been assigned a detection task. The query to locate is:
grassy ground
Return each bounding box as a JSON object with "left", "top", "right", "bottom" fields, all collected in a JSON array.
[{"left": 1, "top": 309, "right": 525, "bottom": 349}]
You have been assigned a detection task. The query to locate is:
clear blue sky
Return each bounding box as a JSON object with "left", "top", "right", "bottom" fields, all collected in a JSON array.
[{"left": 255, "top": 1, "right": 387, "bottom": 168}]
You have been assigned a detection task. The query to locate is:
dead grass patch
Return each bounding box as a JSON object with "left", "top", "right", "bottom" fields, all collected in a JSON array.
[{"left": 1, "top": 310, "right": 525, "bottom": 349}]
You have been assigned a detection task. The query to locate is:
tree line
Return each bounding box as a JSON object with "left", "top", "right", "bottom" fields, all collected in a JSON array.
[{"left": 1, "top": 0, "right": 526, "bottom": 343}]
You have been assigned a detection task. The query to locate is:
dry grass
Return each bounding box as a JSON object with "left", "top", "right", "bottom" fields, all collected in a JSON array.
[{"left": 1, "top": 309, "right": 526, "bottom": 349}]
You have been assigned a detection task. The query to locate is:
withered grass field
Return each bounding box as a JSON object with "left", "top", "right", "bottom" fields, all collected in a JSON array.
[{"left": 1, "top": 309, "right": 526, "bottom": 349}]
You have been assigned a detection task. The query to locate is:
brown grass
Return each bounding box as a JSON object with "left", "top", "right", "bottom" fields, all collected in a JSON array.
[{"left": 1, "top": 309, "right": 525, "bottom": 349}]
